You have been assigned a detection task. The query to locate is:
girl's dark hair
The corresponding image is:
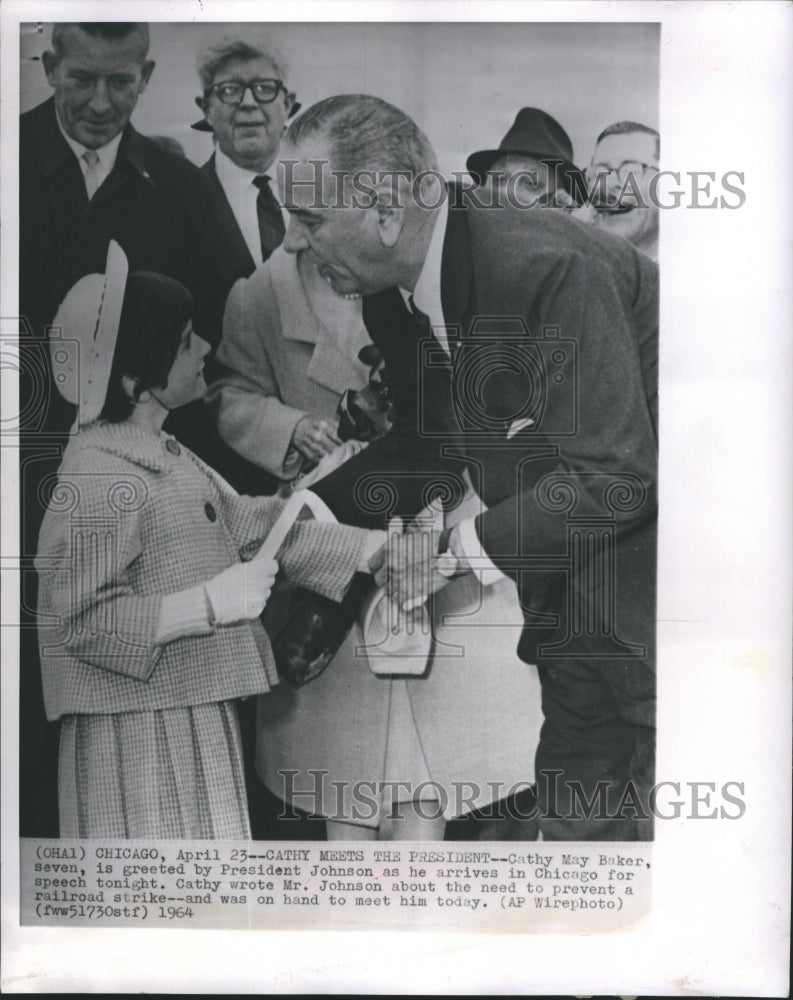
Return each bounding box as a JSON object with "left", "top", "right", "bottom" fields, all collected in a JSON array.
[{"left": 100, "top": 271, "right": 194, "bottom": 423}]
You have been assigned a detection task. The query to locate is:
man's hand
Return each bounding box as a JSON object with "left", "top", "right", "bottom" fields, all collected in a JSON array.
[
  {"left": 371, "top": 517, "right": 450, "bottom": 611},
  {"left": 291, "top": 414, "right": 342, "bottom": 462}
]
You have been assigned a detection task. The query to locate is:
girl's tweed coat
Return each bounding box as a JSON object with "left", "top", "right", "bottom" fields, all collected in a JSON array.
[{"left": 36, "top": 421, "right": 367, "bottom": 721}]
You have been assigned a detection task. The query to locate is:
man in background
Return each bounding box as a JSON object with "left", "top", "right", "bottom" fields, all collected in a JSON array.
[
  {"left": 192, "top": 34, "right": 296, "bottom": 289},
  {"left": 466, "top": 106, "right": 586, "bottom": 210},
  {"left": 586, "top": 121, "right": 660, "bottom": 260},
  {"left": 168, "top": 33, "right": 303, "bottom": 499}
]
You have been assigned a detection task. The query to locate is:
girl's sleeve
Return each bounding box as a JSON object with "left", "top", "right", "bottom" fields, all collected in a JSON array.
[{"left": 232, "top": 494, "right": 370, "bottom": 602}]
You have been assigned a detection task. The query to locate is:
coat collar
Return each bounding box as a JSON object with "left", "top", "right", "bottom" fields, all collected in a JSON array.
[
  {"left": 67, "top": 421, "right": 175, "bottom": 473},
  {"left": 66, "top": 421, "right": 242, "bottom": 498},
  {"left": 268, "top": 249, "right": 371, "bottom": 394}
]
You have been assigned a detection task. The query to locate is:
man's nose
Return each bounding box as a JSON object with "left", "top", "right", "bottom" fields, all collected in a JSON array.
[
  {"left": 87, "top": 77, "right": 112, "bottom": 113},
  {"left": 282, "top": 217, "right": 308, "bottom": 254},
  {"left": 238, "top": 85, "right": 259, "bottom": 109}
]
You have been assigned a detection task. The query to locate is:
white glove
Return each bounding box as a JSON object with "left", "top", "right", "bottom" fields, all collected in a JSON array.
[
  {"left": 358, "top": 529, "right": 388, "bottom": 573},
  {"left": 204, "top": 554, "right": 279, "bottom": 625}
]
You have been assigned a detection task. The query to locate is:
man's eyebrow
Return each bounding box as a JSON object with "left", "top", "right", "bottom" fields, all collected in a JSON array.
[{"left": 69, "top": 68, "right": 135, "bottom": 79}]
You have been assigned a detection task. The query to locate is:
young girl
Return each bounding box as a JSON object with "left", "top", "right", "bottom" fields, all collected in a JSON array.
[{"left": 36, "top": 243, "right": 381, "bottom": 840}]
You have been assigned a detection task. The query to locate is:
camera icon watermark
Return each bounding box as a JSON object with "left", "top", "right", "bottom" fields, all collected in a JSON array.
[
  {"left": 419, "top": 317, "right": 578, "bottom": 441},
  {"left": 1, "top": 316, "right": 81, "bottom": 438}
]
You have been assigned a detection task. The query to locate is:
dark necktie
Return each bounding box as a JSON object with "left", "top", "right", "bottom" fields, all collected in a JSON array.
[
  {"left": 408, "top": 295, "right": 432, "bottom": 337},
  {"left": 252, "top": 175, "right": 286, "bottom": 263},
  {"left": 409, "top": 294, "right": 455, "bottom": 360}
]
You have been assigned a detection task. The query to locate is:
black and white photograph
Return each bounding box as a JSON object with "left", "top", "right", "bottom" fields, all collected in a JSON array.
[
  {"left": 16, "top": 16, "right": 659, "bottom": 847},
  {"left": 1, "top": 0, "right": 790, "bottom": 994}
]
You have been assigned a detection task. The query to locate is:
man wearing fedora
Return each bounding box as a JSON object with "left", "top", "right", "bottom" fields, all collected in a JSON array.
[
  {"left": 280, "top": 94, "right": 659, "bottom": 841},
  {"left": 466, "top": 107, "right": 587, "bottom": 209}
]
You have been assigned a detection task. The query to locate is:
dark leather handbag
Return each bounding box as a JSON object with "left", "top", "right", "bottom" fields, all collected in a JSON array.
[{"left": 261, "top": 572, "right": 374, "bottom": 688}]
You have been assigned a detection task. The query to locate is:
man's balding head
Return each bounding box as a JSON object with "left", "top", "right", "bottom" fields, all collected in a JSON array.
[
  {"left": 285, "top": 94, "right": 438, "bottom": 179},
  {"left": 279, "top": 95, "right": 442, "bottom": 297}
]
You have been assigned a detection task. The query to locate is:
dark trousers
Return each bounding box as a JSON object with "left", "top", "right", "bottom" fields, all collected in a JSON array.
[{"left": 536, "top": 658, "right": 656, "bottom": 841}]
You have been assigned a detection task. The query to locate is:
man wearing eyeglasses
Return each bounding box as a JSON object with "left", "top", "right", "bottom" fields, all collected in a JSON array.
[
  {"left": 193, "top": 35, "right": 297, "bottom": 287},
  {"left": 586, "top": 121, "right": 660, "bottom": 261}
]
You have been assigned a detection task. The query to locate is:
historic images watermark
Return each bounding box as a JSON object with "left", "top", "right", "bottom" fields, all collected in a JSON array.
[
  {"left": 276, "top": 770, "right": 747, "bottom": 825},
  {"left": 277, "top": 160, "right": 747, "bottom": 212}
]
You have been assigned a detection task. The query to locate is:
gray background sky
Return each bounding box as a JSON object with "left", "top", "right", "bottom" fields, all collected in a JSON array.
[{"left": 21, "top": 21, "right": 658, "bottom": 173}]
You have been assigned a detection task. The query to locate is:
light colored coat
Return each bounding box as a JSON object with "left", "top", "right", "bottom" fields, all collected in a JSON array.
[
  {"left": 207, "top": 248, "right": 372, "bottom": 479},
  {"left": 35, "top": 421, "right": 368, "bottom": 721},
  {"left": 207, "top": 248, "right": 540, "bottom": 824}
]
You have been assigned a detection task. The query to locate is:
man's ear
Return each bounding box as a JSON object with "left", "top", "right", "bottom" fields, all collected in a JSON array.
[
  {"left": 42, "top": 50, "right": 58, "bottom": 86},
  {"left": 138, "top": 59, "right": 156, "bottom": 92},
  {"left": 372, "top": 179, "right": 407, "bottom": 249},
  {"left": 283, "top": 90, "right": 297, "bottom": 120}
]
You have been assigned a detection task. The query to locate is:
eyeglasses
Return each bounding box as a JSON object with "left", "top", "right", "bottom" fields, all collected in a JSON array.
[
  {"left": 205, "top": 78, "right": 288, "bottom": 105},
  {"left": 585, "top": 160, "right": 658, "bottom": 185}
]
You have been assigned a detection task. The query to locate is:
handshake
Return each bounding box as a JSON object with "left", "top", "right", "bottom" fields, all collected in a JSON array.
[
  {"left": 199, "top": 510, "right": 467, "bottom": 626},
  {"left": 367, "top": 515, "right": 466, "bottom": 612},
  {"left": 201, "top": 523, "right": 402, "bottom": 626}
]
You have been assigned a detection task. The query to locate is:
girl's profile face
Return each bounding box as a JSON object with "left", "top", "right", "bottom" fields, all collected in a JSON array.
[{"left": 155, "top": 322, "right": 211, "bottom": 409}]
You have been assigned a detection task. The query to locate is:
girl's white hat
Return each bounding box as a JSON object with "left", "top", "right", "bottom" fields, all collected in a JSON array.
[{"left": 50, "top": 240, "right": 129, "bottom": 427}]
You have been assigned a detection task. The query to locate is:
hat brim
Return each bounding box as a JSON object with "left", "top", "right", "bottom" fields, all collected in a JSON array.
[{"left": 466, "top": 148, "right": 587, "bottom": 204}]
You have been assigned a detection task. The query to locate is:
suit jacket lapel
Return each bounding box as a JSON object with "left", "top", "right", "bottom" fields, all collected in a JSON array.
[
  {"left": 203, "top": 154, "right": 256, "bottom": 280},
  {"left": 441, "top": 186, "right": 476, "bottom": 346},
  {"left": 270, "top": 250, "right": 370, "bottom": 394}
]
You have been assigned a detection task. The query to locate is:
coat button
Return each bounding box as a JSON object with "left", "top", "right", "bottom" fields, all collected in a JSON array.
[
  {"left": 204, "top": 502, "right": 217, "bottom": 522},
  {"left": 165, "top": 439, "right": 180, "bottom": 455}
]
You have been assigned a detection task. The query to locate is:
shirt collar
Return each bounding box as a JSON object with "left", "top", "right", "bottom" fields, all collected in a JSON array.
[
  {"left": 55, "top": 111, "right": 123, "bottom": 176},
  {"left": 400, "top": 194, "right": 448, "bottom": 329},
  {"left": 214, "top": 144, "right": 266, "bottom": 191}
]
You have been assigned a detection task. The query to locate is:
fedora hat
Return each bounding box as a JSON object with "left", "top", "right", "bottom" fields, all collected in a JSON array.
[{"left": 466, "top": 107, "right": 586, "bottom": 202}]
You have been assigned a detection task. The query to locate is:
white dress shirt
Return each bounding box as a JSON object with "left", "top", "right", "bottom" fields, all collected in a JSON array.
[
  {"left": 56, "top": 115, "right": 123, "bottom": 199},
  {"left": 399, "top": 196, "right": 450, "bottom": 354},
  {"left": 213, "top": 145, "right": 267, "bottom": 265}
]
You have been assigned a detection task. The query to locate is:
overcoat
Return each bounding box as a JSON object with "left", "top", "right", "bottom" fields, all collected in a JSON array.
[
  {"left": 210, "top": 247, "right": 541, "bottom": 824},
  {"left": 208, "top": 248, "right": 373, "bottom": 478}
]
